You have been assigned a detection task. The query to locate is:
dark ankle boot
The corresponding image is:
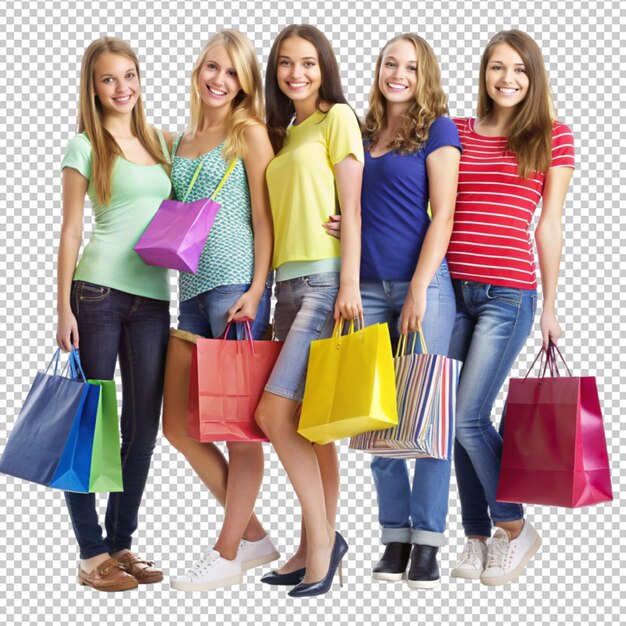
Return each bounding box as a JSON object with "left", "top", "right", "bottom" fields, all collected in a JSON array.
[
  {"left": 372, "top": 542, "right": 412, "bottom": 581},
  {"left": 407, "top": 544, "right": 440, "bottom": 589}
]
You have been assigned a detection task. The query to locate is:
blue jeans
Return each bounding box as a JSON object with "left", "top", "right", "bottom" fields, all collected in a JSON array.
[
  {"left": 448, "top": 280, "right": 537, "bottom": 537},
  {"left": 178, "top": 282, "right": 271, "bottom": 340},
  {"left": 363, "top": 263, "right": 456, "bottom": 547},
  {"left": 66, "top": 281, "right": 170, "bottom": 559},
  {"left": 265, "top": 272, "right": 339, "bottom": 402}
]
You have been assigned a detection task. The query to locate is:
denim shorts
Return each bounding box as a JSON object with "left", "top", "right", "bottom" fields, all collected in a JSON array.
[
  {"left": 265, "top": 272, "right": 339, "bottom": 402},
  {"left": 178, "top": 283, "right": 271, "bottom": 341}
]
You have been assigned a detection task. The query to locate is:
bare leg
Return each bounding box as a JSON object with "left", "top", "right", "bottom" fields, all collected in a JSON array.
[
  {"left": 163, "top": 336, "right": 266, "bottom": 541},
  {"left": 277, "top": 442, "right": 340, "bottom": 573},
  {"left": 213, "top": 441, "right": 265, "bottom": 560},
  {"left": 495, "top": 519, "right": 524, "bottom": 539},
  {"left": 256, "top": 392, "right": 335, "bottom": 583},
  {"left": 80, "top": 552, "right": 111, "bottom": 573}
]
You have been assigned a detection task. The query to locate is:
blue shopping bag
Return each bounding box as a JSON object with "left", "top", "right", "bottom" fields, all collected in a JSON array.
[
  {"left": 49, "top": 351, "right": 101, "bottom": 492},
  {"left": 0, "top": 349, "right": 94, "bottom": 488}
]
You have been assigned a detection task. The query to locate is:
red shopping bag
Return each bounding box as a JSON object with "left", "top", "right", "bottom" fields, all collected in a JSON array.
[
  {"left": 187, "top": 323, "right": 282, "bottom": 442},
  {"left": 497, "top": 343, "right": 612, "bottom": 508}
]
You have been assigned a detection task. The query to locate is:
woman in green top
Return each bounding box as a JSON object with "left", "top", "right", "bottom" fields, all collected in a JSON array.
[
  {"left": 57, "top": 38, "right": 172, "bottom": 591},
  {"left": 161, "top": 30, "right": 276, "bottom": 592}
]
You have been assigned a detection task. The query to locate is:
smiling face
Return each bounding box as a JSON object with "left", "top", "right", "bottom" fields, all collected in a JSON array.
[
  {"left": 485, "top": 43, "right": 529, "bottom": 111},
  {"left": 378, "top": 39, "right": 418, "bottom": 107},
  {"left": 196, "top": 45, "right": 242, "bottom": 110},
  {"left": 93, "top": 53, "right": 140, "bottom": 116},
  {"left": 275, "top": 36, "right": 322, "bottom": 110}
]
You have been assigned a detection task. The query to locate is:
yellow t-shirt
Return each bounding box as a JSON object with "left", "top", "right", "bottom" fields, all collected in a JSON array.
[{"left": 266, "top": 103, "right": 364, "bottom": 270}]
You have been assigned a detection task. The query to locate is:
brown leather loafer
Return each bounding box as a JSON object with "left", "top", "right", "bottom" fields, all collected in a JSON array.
[
  {"left": 116, "top": 552, "right": 164, "bottom": 584},
  {"left": 77, "top": 557, "right": 138, "bottom": 592}
]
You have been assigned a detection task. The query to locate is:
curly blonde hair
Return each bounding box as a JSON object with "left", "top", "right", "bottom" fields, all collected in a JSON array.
[{"left": 363, "top": 34, "right": 448, "bottom": 153}]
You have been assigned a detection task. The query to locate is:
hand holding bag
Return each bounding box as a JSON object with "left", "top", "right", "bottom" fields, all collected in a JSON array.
[
  {"left": 298, "top": 319, "right": 398, "bottom": 445},
  {"left": 0, "top": 349, "right": 95, "bottom": 488},
  {"left": 187, "top": 322, "right": 282, "bottom": 442},
  {"left": 134, "top": 158, "right": 236, "bottom": 273},
  {"left": 349, "top": 328, "right": 462, "bottom": 459},
  {"left": 497, "top": 342, "right": 612, "bottom": 508}
]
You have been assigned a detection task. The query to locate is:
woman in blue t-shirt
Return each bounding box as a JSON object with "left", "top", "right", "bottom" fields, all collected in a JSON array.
[{"left": 326, "top": 33, "right": 460, "bottom": 589}]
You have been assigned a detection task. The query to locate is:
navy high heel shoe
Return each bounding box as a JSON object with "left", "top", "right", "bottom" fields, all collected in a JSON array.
[
  {"left": 288, "top": 532, "right": 348, "bottom": 598},
  {"left": 260, "top": 567, "right": 306, "bottom": 585}
]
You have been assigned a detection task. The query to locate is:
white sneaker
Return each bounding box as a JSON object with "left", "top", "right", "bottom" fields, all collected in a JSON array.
[
  {"left": 450, "top": 539, "right": 488, "bottom": 580},
  {"left": 238, "top": 536, "right": 280, "bottom": 571},
  {"left": 171, "top": 550, "right": 243, "bottom": 591},
  {"left": 480, "top": 521, "right": 541, "bottom": 586}
]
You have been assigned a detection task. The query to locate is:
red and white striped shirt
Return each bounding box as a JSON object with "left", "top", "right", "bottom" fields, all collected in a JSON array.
[{"left": 447, "top": 118, "right": 575, "bottom": 290}]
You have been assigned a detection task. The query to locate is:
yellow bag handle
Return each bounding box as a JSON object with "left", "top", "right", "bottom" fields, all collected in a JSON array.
[
  {"left": 396, "top": 321, "right": 428, "bottom": 357},
  {"left": 211, "top": 159, "right": 237, "bottom": 200},
  {"left": 332, "top": 314, "right": 366, "bottom": 347},
  {"left": 181, "top": 159, "right": 237, "bottom": 203}
]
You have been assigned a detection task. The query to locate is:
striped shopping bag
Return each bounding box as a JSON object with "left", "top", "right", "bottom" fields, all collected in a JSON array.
[{"left": 349, "top": 331, "right": 462, "bottom": 459}]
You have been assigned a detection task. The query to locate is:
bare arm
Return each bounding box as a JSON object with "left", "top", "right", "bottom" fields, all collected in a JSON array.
[
  {"left": 333, "top": 155, "right": 363, "bottom": 321},
  {"left": 227, "top": 123, "right": 275, "bottom": 323},
  {"left": 56, "top": 167, "right": 87, "bottom": 351},
  {"left": 400, "top": 146, "right": 460, "bottom": 335},
  {"left": 535, "top": 166, "right": 573, "bottom": 347}
]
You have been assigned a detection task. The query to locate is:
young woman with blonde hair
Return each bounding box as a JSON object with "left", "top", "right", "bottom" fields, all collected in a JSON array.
[
  {"left": 347, "top": 33, "right": 460, "bottom": 589},
  {"left": 57, "top": 37, "right": 172, "bottom": 591},
  {"left": 161, "top": 29, "right": 276, "bottom": 592},
  {"left": 447, "top": 30, "right": 574, "bottom": 585}
]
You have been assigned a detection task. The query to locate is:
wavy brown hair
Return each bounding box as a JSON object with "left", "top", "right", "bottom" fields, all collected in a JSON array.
[
  {"left": 265, "top": 24, "right": 353, "bottom": 153},
  {"left": 78, "top": 37, "right": 169, "bottom": 206},
  {"left": 478, "top": 29, "right": 555, "bottom": 178},
  {"left": 363, "top": 34, "right": 448, "bottom": 153},
  {"left": 188, "top": 30, "right": 264, "bottom": 161}
]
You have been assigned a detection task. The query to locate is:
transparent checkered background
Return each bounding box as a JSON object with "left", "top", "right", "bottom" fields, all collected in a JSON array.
[{"left": 0, "top": 0, "right": 624, "bottom": 624}]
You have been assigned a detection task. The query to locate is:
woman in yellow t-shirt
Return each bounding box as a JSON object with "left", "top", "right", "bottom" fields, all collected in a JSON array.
[{"left": 255, "top": 24, "right": 364, "bottom": 598}]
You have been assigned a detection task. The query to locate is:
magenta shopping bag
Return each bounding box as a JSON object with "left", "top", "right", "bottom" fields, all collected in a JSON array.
[
  {"left": 134, "top": 159, "right": 236, "bottom": 273},
  {"left": 497, "top": 343, "right": 612, "bottom": 508}
]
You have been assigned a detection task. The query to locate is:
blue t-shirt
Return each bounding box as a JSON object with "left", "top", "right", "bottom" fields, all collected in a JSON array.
[{"left": 360, "top": 116, "right": 462, "bottom": 281}]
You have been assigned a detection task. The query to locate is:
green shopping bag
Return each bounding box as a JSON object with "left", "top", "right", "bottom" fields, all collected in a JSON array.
[{"left": 88, "top": 380, "right": 123, "bottom": 493}]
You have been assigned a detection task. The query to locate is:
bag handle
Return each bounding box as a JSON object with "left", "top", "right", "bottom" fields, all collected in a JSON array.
[
  {"left": 180, "top": 159, "right": 237, "bottom": 203},
  {"left": 44, "top": 349, "right": 62, "bottom": 376},
  {"left": 221, "top": 321, "right": 255, "bottom": 353},
  {"left": 60, "top": 348, "right": 88, "bottom": 382},
  {"left": 210, "top": 160, "right": 237, "bottom": 201},
  {"left": 523, "top": 341, "right": 572, "bottom": 380},
  {"left": 181, "top": 161, "right": 204, "bottom": 202},
  {"left": 547, "top": 341, "right": 573, "bottom": 377},
  {"left": 396, "top": 322, "right": 428, "bottom": 357},
  {"left": 331, "top": 314, "right": 366, "bottom": 347}
]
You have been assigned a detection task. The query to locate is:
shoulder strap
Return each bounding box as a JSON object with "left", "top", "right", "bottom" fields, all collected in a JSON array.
[
  {"left": 180, "top": 153, "right": 237, "bottom": 204},
  {"left": 210, "top": 159, "right": 237, "bottom": 201},
  {"left": 155, "top": 129, "right": 170, "bottom": 161},
  {"left": 171, "top": 132, "right": 184, "bottom": 158},
  {"left": 181, "top": 161, "right": 204, "bottom": 202}
]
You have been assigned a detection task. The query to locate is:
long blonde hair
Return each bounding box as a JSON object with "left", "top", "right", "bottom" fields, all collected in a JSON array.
[
  {"left": 78, "top": 37, "right": 168, "bottom": 206},
  {"left": 188, "top": 30, "right": 264, "bottom": 161},
  {"left": 363, "top": 34, "right": 448, "bottom": 153},
  {"left": 477, "top": 30, "right": 555, "bottom": 178}
]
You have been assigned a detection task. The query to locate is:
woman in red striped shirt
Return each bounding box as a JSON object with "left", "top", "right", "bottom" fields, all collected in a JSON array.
[{"left": 447, "top": 30, "right": 574, "bottom": 586}]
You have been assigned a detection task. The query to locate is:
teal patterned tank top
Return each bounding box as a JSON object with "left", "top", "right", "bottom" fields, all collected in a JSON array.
[{"left": 171, "top": 134, "right": 255, "bottom": 301}]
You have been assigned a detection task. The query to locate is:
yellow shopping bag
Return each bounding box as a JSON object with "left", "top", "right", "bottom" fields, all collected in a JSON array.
[{"left": 298, "top": 320, "right": 398, "bottom": 445}]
